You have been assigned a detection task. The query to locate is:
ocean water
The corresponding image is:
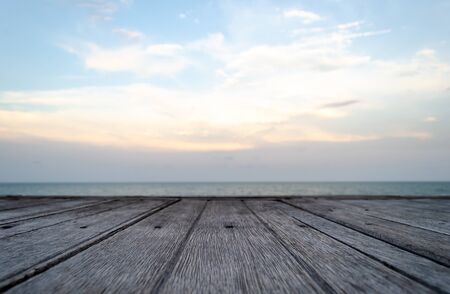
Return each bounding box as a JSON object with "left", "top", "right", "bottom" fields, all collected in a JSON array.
[{"left": 0, "top": 182, "right": 449, "bottom": 197}]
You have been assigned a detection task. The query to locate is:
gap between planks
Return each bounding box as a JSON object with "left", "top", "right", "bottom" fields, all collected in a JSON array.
[
  {"left": 281, "top": 199, "right": 450, "bottom": 268},
  {"left": 2, "top": 197, "right": 449, "bottom": 293},
  {"left": 0, "top": 200, "right": 141, "bottom": 240},
  {"left": 0, "top": 199, "right": 179, "bottom": 292},
  {"left": 150, "top": 200, "right": 209, "bottom": 294},
  {"left": 242, "top": 200, "right": 336, "bottom": 293},
  {"left": 0, "top": 199, "right": 115, "bottom": 226},
  {"left": 276, "top": 200, "right": 448, "bottom": 293}
]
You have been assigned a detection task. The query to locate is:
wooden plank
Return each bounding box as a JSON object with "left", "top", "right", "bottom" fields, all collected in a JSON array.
[
  {"left": 0, "top": 199, "right": 129, "bottom": 239},
  {"left": 0, "top": 198, "right": 66, "bottom": 211},
  {"left": 246, "top": 200, "right": 433, "bottom": 293},
  {"left": 158, "top": 200, "right": 328, "bottom": 293},
  {"left": 343, "top": 199, "right": 450, "bottom": 214},
  {"left": 408, "top": 199, "right": 450, "bottom": 212},
  {"left": 2, "top": 197, "right": 449, "bottom": 293},
  {"left": 278, "top": 200, "right": 450, "bottom": 293},
  {"left": 6, "top": 200, "right": 205, "bottom": 293},
  {"left": 377, "top": 198, "right": 448, "bottom": 208},
  {"left": 0, "top": 198, "right": 101, "bottom": 224},
  {"left": 341, "top": 199, "right": 450, "bottom": 235},
  {"left": 341, "top": 199, "right": 450, "bottom": 214},
  {"left": 0, "top": 199, "right": 168, "bottom": 286},
  {"left": 285, "top": 199, "right": 450, "bottom": 267}
]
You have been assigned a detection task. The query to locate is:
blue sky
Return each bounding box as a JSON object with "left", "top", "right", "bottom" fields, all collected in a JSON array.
[{"left": 0, "top": 0, "right": 449, "bottom": 181}]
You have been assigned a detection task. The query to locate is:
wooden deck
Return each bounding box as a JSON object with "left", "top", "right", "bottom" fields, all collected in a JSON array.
[{"left": 0, "top": 196, "right": 449, "bottom": 293}]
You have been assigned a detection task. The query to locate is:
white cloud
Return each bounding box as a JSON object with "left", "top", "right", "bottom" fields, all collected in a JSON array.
[
  {"left": 146, "top": 44, "right": 184, "bottom": 55},
  {"left": 337, "top": 21, "right": 364, "bottom": 30},
  {"left": 5, "top": 4, "right": 448, "bottom": 152},
  {"left": 223, "top": 44, "right": 371, "bottom": 76},
  {"left": 63, "top": 42, "right": 189, "bottom": 76},
  {"left": 177, "top": 11, "right": 199, "bottom": 23},
  {"left": 188, "top": 33, "right": 228, "bottom": 60},
  {"left": 213, "top": 27, "right": 391, "bottom": 85},
  {"left": 113, "top": 28, "right": 145, "bottom": 41},
  {"left": 347, "top": 29, "right": 391, "bottom": 39},
  {"left": 283, "top": 9, "right": 322, "bottom": 24},
  {"left": 416, "top": 49, "right": 436, "bottom": 58},
  {"left": 389, "top": 131, "right": 432, "bottom": 140},
  {"left": 77, "top": 0, "right": 132, "bottom": 21},
  {"left": 2, "top": 39, "right": 446, "bottom": 152},
  {"left": 423, "top": 116, "right": 438, "bottom": 123},
  {"left": 178, "top": 10, "right": 195, "bottom": 20}
]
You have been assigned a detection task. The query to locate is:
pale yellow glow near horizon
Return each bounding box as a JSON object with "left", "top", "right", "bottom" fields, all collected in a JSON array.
[{"left": 0, "top": 28, "right": 448, "bottom": 151}]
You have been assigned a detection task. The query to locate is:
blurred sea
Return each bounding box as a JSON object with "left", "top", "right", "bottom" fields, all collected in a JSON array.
[{"left": 0, "top": 182, "right": 449, "bottom": 196}]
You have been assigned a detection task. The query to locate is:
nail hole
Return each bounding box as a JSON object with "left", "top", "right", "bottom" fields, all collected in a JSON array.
[
  {"left": 1, "top": 225, "right": 14, "bottom": 229},
  {"left": 364, "top": 209, "right": 369, "bottom": 211},
  {"left": 79, "top": 225, "right": 88, "bottom": 229},
  {"left": 297, "top": 224, "right": 307, "bottom": 228},
  {"left": 224, "top": 224, "right": 234, "bottom": 229},
  {"left": 154, "top": 225, "right": 162, "bottom": 229}
]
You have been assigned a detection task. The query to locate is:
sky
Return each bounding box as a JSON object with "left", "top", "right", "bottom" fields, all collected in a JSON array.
[{"left": 0, "top": 0, "right": 449, "bottom": 182}]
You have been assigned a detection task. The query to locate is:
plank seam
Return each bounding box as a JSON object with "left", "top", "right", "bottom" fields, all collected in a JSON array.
[
  {"left": 0, "top": 201, "right": 139, "bottom": 240},
  {"left": 0, "top": 199, "right": 180, "bottom": 292},
  {"left": 0, "top": 200, "right": 116, "bottom": 225},
  {"left": 150, "top": 200, "right": 208, "bottom": 294},
  {"left": 367, "top": 214, "right": 450, "bottom": 237},
  {"left": 340, "top": 200, "right": 450, "bottom": 213},
  {"left": 242, "top": 200, "right": 337, "bottom": 294},
  {"left": 286, "top": 215, "right": 447, "bottom": 294},
  {"left": 280, "top": 199, "right": 450, "bottom": 269},
  {"left": 0, "top": 200, "right": 68, "bottom": 212},
  {"left": 334, "top": 201, "right": 450, "bottom": 236}
]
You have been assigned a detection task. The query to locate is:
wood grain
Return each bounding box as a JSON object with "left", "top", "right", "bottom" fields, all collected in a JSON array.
[
  {"left": 0, "top": 198, "right": 66, "bottom": 211},
  {"left": 1, "top": 196, "right": 449, "bottom": 293},
  {"left": 0, "top": 198, "right": 102, "bottom": 224},
  {"left": 159, "top": 200, "right": 327, "bottom": 294},
  {"left": 0, "top": 199, "right": 167, "bottom": 285},
  {"left": 7, "top": 200, "right": 204, "bottom": 293},
  {"left": 0, "top": 199, "right": 129, "bottom": 239},
  {"left": 278, "top": 200, "right": 450, "bottom": 293},
  {"left": 341, "top": 199, "right": 450, "bottom": 235},
  {"left": 285, "top": 198, "right": 450, "bottom": 267},
  {"left": 246, "top": 200, "right": 433, "bottom": 293}
]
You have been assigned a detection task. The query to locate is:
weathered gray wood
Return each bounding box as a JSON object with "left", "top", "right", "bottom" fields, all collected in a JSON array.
[
  {"left": 1, "top": 197, "right": 449, "bottom": 293},
  {"left": 342, "top": 199, "right": 450, "bottom": 214},
  {"left": 341, "top": 199, "right": 450, "bottom": 235},
  {"left": 0, "top": 199, "right": 130, "bottom": 239},
  {"left": 159, "top": 200, "right": 327, "bottom": 294},
  {"left": 7, "top": 200, "right": 204, "bottom": 293},
  {"left": 408, "top": 199, "right": 450, "bottom": 212},
  {"left": 246, "top": 200, "right": 433, "bottom": 293},
  {"left": 278, "top": 200, "right": 450, "bottom": 293},
  {"left": 285, "top": 199, "right": 450, "bottom": 267},
  {"left": 0, "top": 198, "right": 66, "bottom": 211},
  {"left": 0, "top": 198, "right": 101, "bottom": 224},
  {"left": 0, "top": 199, "right": 167, "bottom": 285}
]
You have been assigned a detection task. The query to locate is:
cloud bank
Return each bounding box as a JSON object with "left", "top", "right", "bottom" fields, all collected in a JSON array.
[{"left": 1, "top": 1, "right": 449, "bottom": 152}]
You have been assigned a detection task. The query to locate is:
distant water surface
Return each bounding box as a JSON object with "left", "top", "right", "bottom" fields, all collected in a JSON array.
[{"left": 0, "top": 182, "right": 449, "bottom": 197}]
